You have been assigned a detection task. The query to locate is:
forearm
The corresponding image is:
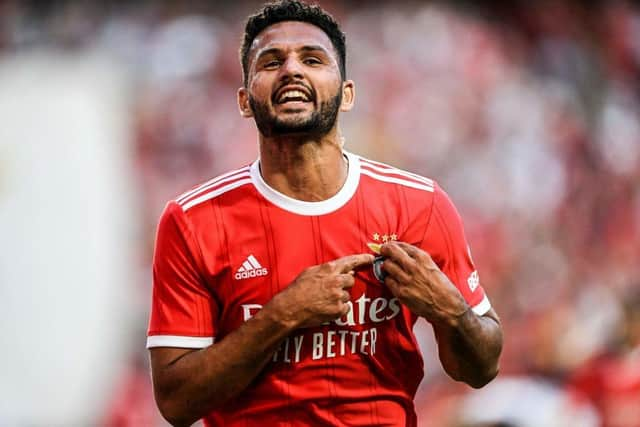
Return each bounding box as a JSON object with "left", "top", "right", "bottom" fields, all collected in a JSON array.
[
  {"left": 151, "top": 298, "right": 296, "bottom": 426},
  {"left": 433, "top": 307, "right": 502, "bottom": 388},
  {"left": 150, "top": 253, "right": 373, "bottom": 426},
  {"left": 377, "top": 232, "right": 502, "bottom": 387}
]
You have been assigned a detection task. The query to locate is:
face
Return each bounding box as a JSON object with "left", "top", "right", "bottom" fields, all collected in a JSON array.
[{"left": 239, "top": 21, "right": 354, "bottom": 138}]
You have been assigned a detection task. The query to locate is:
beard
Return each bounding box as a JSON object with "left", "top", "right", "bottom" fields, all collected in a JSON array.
[{"left": 249, "top": 89, "right": 342, "bottom": 138}]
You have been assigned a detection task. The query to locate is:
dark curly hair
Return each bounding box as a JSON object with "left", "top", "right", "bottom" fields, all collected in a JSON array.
[{"left": 240, "top": 0, "right": 346, "bottom": 87}]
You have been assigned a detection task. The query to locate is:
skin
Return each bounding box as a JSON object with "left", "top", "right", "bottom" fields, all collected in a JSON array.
[
  {"left": 150, "top": 254, "right": 372, "bottom": 427},
  {"left": 237, "top": 21, "right": 355, "bottom": 202},
  {"left": 150, "top": 20, "right": 502, "bottom": 427},
  {"left": 380, "top": 241, "right": 502, "bottom": 388}
]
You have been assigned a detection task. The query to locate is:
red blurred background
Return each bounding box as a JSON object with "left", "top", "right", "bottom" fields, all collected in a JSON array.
[{"left": 0, "top": 1, "right": 638, "bottom": 426}]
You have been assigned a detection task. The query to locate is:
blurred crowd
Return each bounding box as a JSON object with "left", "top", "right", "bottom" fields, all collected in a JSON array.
[{"left": 2, "top": 1, "right": 639, "bottom": 426}]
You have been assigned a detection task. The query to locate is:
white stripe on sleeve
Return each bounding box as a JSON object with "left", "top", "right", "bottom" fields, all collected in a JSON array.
[
  {"left": 471, "top": 295, "right": 492, "bottom": 316},
  {"left": 146, "top": 335, "right": 215, "bottom": 349}
]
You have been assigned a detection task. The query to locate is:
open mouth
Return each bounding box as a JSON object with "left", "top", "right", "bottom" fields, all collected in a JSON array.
[{"left": 273, "top": 86, "right": 313, "bottom": 105}]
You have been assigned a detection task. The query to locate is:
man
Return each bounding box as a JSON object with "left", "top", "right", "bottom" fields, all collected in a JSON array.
[{"left": 147, "top": 1, "right": 503, "bottom": 426}]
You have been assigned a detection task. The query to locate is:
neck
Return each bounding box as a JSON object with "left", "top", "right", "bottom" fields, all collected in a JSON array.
[{"left": 258, "top": 127, "right": 348, "bottom": 202}]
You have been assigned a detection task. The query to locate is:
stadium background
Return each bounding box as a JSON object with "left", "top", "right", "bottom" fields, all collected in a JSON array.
[{"left": 1, "top": 0, "right": 639, "bottom": 426}]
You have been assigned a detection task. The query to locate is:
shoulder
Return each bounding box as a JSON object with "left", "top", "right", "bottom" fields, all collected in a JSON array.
[
  {"left": 172, "top": 165, "right": 254, "bottom": 213},
  {"left": 356, "top": 154, "right": 437, "bottom": 195},
  {"left": 155, "top": 164, "right": 254, "bottom": 239}
]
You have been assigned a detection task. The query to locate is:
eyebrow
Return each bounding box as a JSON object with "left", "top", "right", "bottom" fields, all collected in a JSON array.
[
  {"left": 298, "top": 45, "right": 330, "bottom": 55},
  {"left": 256, "top": 44, "right": 331, "bottom": 61}
]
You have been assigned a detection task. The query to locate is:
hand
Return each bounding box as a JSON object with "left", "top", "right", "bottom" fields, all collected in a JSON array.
[
  {"left": 380, "top": 241, "right": 469, "bottom": 325},
  {"left": 270, "top": 254, "right": 374, "bottom": 329}
]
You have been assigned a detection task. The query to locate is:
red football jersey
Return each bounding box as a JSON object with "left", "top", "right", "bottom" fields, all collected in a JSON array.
[{"left": 147, "top": 152, "right": 491, "bottom": 427}]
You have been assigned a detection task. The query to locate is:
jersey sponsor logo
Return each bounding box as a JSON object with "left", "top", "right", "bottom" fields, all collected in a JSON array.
[
  {"left": 234, "top": 254, "right": 268, "bottom": 280},
  {"left": 467, "top": 270, "right": 479, "bottom": 292},
  {"left": 242, "top": 293, "right": 401, "bottom": 326},
  {"left": 242, "top": 293, "right": 400, "bottom": 364}
]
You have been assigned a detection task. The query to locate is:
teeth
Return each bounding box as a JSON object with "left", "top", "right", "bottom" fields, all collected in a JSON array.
[{"left": 278, "top": 89, "right": 309, "bottom": 103}]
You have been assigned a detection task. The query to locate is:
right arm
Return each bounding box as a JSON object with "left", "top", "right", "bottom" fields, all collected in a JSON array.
[
  {"left": 149, "top": 295, "right": 294, "bottom": 427},
  {"left": 151, "top": 257, "right": 372, "bottom": 426},
  {"left": 148, "top": 205, "right": 373, "bottom": 426}
]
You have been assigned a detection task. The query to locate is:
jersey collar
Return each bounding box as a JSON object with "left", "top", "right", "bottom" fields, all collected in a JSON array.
[{"left": 250, "top": 151, "right": 360, "bottom": 216}]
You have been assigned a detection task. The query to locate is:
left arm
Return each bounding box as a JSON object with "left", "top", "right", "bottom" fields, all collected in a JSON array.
[
  {"left": 432, "top": 307, "right": 502, "bottom": 388},
  {"left": 381, "top": 241, "right": 502, "bottom": 388}
]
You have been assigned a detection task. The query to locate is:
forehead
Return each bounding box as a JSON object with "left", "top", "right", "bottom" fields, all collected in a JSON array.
[{"left": 250, "top": 21, "right": 336, "bottom": 58}]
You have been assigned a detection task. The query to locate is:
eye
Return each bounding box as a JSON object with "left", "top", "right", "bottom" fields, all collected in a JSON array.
[
  {"left": 303, "top": 57, "right": 322, "bottom": 65},
  {"left": 263, "top": 60, "right": 281, "bottom": 69}
]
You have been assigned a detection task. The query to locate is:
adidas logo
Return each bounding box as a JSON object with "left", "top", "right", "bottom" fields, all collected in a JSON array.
[{"left": 234, "top": 254, "right": 269, "bottom": 280}]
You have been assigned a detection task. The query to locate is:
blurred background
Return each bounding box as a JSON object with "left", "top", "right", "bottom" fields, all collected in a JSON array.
[{"left": 1, "top": 0, "right": 639, "bottom": 426}]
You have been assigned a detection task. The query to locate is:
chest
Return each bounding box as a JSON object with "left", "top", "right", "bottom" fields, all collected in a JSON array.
[{"left": 200, "top": 196, "right": 421, "bottom": 335}]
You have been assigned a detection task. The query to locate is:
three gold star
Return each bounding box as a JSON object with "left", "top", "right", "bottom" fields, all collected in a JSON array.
[{"left": 372, "top": 232, "right": 399, "bottom": 242}]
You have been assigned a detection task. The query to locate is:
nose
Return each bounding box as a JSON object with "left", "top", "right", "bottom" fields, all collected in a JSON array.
[{"left": 279, "top": 55, "right": 304, "bottom": 80}]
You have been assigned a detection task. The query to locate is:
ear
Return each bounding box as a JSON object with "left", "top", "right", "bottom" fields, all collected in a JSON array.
[
  {"left": 237, "top": 87, "right": 253, "bottom": 118},
  {"left": 340, "top": 80, "right": 355, "bottom": 112}
]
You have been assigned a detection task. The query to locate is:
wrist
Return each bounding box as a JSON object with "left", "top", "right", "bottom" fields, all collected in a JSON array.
[
  {"left": 438, "top": 299, "right": 472, "bottom": 329},
  {"left": 262, "top": 293, "right": 301, "bottom": 332}
]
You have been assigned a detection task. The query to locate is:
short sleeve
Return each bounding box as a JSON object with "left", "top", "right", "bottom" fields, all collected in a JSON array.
[
  {"left": 146, "top": 201, "right": 218, "bottom": 348},
  {"left": 421, "top": 184, "right": 491, "bottom": 316}
]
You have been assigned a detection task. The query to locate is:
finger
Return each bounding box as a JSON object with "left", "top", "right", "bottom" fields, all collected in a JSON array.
[
  {"left": 380, "top": 242, "right": 416, "bottom": 272},
  {"left": 340, "top": 290, "right": 351, "bottom": 303},
  {"left": 393, "top": 242, "right": 426, "bottom": 258},
  {"left": 339, "top": 301, "right": 352, "bottom": 316},
  {"left": 382, "top": 259, "right": 413, "bottom": 284},
  {"left": 386, "top": 276, "right": 411, "bottom": 302},
  {"left": 384, "top": 275, "right": 403, "bottom": 297},
  {"left": 338, "top": 273, "right": 355, "bottom": 289},
  {"left": 333, "top": 253, "right": 375, "bottom": 273},
  {"left": 392, "top": 241, "right": 430, "bottom": 261}
]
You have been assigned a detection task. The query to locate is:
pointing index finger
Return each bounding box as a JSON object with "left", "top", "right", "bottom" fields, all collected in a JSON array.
[{"left": 334, "top": 254, "right": 375, "bottom": 273}]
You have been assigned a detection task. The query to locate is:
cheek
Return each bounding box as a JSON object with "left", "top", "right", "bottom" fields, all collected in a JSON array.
[
  {"left": 248, "top": 75, "right": 274, "bottom": 101},
  {"left": 315, "top": 75, "right": 342, "bottom": 99}
]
